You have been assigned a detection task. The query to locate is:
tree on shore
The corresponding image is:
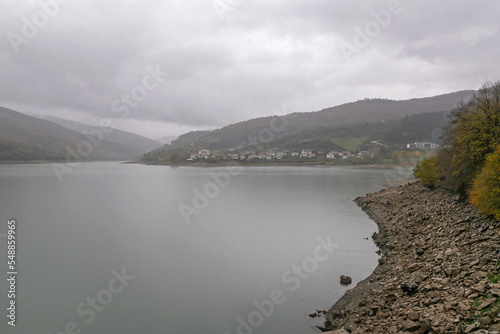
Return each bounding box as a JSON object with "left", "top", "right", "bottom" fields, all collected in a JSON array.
[
  {"left": 414, "top": 156, "right": 442, "bottom": 188},
  {"left": 469, "top": 146, "right": 500, "bottom": 220},
  {"left": 415, "top": 81, "right": 500, "bottom": 220},
  {"left": 444, "top": 81, "right": 500, "bottom": 194}
]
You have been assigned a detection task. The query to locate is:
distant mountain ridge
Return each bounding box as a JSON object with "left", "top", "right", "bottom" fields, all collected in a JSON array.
[
  {"left": 0, "top": 106, "right": 155, "bottom": 161},
  {"left": 45, "top": 116, "right": 162, "bottom": 154},
  {"left": 168, "top": 90, "right": 475, "bottom": 151}
]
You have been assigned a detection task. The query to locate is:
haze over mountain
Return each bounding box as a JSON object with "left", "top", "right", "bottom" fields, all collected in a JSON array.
[
  {"left": 157, "top": 135, "right": 179, "bottom": 145},
  {"left": 45, "top": 116, "right": 162, "bottom": 154},
  {"left": 0, "top": 107, "right": 155, "bottom": 161},
  {"left": 0, "top": 89, "right": 476, "bottom": 162},
  {"left": 2, "top": 2, "right": 498, "bottom": 138}
]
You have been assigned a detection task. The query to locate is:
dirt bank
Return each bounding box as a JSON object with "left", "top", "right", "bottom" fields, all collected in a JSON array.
[{"left": 322, "top": 182, "right": 500, "bottom": 333}]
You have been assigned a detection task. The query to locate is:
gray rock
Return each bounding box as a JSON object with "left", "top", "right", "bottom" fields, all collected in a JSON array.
[
  {"left": 402, "top": 319, "right": 420, "bottom": 331},
  {"left": 340, "top": 275, "right": 352, "bottom": 285}
]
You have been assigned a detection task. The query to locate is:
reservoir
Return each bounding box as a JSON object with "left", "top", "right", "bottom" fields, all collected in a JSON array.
[{"left": 0, "top": 162, "right": 410, "bottom": 333}]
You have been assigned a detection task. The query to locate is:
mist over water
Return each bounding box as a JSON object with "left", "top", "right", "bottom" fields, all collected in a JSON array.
[{"left": 0, "top": 162, "right": 408, "bottom": 333}]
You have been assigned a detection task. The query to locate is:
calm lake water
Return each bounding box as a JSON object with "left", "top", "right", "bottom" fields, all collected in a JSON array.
[{"left": 0, "top": 162, "right": 410, "bottom": 334}]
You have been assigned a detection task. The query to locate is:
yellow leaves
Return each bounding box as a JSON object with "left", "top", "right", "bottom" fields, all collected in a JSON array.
[
  {"left": 414, "top": 156, "right": 442, "bottom": 188},
  {"left": 469, "top": 147, "right": 500, "bottom": 221},
  {"left": 446, "top": 82, "right": 500, "bottom": 193}
]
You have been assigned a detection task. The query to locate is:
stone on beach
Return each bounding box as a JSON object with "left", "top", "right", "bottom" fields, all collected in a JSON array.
[{"left": 340, "top": 275, "right": 352, "bottom": 285}]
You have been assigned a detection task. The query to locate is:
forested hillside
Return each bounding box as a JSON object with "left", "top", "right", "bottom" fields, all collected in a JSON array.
[
  {"left": 415, "top": 82, "right": 500, "bottom": 220},
  {"left": 45, "top": 116, "right": 162, "bottom": 154},
  {"left": 0, "top": 107, "right": 148, "bottom": 161}
]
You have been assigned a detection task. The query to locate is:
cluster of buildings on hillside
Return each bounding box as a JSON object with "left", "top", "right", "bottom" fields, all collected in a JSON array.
[
  {"left": 406, "top": 142, "right": 440, "bottom": 150},
  {"left": 186, "top": 142, "right": 441, "bottom": 162},
  {"left": 188, "top": 147, "right": 381, "bottom": 161}
]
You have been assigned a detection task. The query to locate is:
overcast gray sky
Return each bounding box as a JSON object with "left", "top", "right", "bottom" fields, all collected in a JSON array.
[{"left": 1, "top": 0, "right": 499, "bottom": 139}]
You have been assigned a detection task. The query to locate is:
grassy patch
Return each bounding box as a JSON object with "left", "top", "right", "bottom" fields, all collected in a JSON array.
[
  {"left": 332, "top": 137, "right": 368, "bottom": 151},
  {"left": 487, "top": 273, "right": 500, "bottom": 284},
  {"left": 468, "top": 291, "right": 500, "bottom": 324},
  {"left": 298, "top": 138, "right": 313, "bottom": 144}
]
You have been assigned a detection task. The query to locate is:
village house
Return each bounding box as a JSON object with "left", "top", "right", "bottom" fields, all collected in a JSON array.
[
  {"left": 408, "top": 142, "right": 440, "bottom": 150},
  {"left": 358, "top": 151, "right": 369, "bottom": 158},
  {"left": 198, "top": 149, "right": 210, "bottom": 158},
  {"left": 369, "top": 147, "right": 380, "bottom": 157},
  {"left": 341, "top": 151, "right": 353, "bottom": 159},
  {"left": 300, "top": 149, "right": 313, "bottom": 158}
]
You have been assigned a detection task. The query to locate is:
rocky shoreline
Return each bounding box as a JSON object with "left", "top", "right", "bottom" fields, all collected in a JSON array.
[{"left": 321, "top": 181, "right": 500, "bottom": 333}]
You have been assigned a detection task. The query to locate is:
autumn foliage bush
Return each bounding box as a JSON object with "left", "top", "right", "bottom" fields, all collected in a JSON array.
[
  {"left": 414, "top": 157, "right": 442, "bottom": 188},
  {"left": 469, "top": 147, "right": 500, "bottom": 220},
  {"left": 444, "top": 82, "right": 500, "bottom": 194},
  {"left": 415, "top": 81, "right": 500, "bottom": 221}
]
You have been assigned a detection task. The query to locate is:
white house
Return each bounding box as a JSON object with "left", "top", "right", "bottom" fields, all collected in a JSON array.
[{"left": 199, "top": 149, "right": 210, "bottom": 158}]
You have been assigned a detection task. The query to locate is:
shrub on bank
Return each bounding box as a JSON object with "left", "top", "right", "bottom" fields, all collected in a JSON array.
[
  {"left": 469, "top": 147, "right": 500, "bottom": 220},
  {"left": 443, "top": 81, "right": 500, "bottom": 195},
  {"left": 414, "top": 157, "right": 442, "bottom": 188}
]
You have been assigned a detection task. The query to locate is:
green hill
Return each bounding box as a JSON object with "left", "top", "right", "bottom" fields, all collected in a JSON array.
[
  {"left": 168, "top": 90, "right": 474, "bottom": 152},
  {"left": 45, "top": 116, "right": 162, "bottom": 153},
  {"left": 261, "top": 110, "right": 451, "bottom": 153},
  {"left": 0, "top": 106, "right": 150, "bottom": 161}
]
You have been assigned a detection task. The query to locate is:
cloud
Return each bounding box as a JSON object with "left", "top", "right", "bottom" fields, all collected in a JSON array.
[{"left": 0, "top": 0, "right": 499, "bottom": 138}]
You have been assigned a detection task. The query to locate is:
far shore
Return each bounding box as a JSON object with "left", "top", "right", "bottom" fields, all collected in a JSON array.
[
  {"left": 1, "top": 159, "right": 418, "bottom": 172},
  {"left": 137, "top": 160, "right": 417, "bottom": 170},
  {"left": 0, "top": 159, "right": 137, "bottom": 165}
]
